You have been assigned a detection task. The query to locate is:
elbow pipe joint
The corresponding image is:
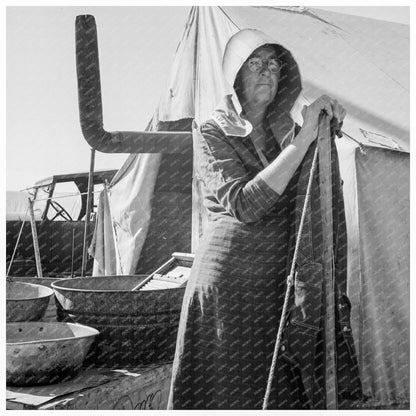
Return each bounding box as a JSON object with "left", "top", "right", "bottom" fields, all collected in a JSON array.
[{"left": 76, "top": 14, "right": 192, "bottom": 154}]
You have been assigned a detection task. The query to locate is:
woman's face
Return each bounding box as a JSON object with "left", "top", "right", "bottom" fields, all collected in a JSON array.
[{"left": 237, "top": 45, "right": 281, "bottom": 110}]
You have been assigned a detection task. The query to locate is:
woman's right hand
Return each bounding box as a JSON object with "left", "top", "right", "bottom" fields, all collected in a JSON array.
[{"left": 300, "top": 95, "right": 346, "bottom": 144}]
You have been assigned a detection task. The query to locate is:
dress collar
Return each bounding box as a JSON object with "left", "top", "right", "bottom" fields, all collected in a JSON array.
[{"left": 211, "top": 93, "right": 295, "bottom": 150}]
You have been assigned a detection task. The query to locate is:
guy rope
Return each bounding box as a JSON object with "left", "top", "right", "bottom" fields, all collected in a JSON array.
[{"left": 263, "top": 113, "right": 338, "bottom": 409}]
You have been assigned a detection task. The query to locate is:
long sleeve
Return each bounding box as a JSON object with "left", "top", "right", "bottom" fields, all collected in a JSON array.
[{"left": 194, "top": 121, "right": 283, "bottom": 224}]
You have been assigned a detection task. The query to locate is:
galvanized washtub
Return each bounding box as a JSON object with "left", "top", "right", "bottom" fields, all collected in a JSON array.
[
  {"left": 9, "top": 277, "right": 62, "bottom": 322},
  {"left": 6, "top": 281, "right": 54, "bottom": 322},
  {"left": 52, "top": 275, "right": 186, "bottom": 367},
  {"left": 6, "top": 322, "right": 99, "bottom": 386}
]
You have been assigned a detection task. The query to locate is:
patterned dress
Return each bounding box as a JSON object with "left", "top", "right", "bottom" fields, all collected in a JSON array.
[{"left": 167, "top": 118, "right": 305, "bottom": 409}]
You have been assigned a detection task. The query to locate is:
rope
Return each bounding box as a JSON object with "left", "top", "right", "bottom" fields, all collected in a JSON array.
[
  {"left": 341, "top": 131, "right": 366, "bottom": 154},
  {"left": 262, "top": 143, "right": 320, "bottom": 409},
  {"left": 28, "top": 188, "right": 104, "bottom": 204},
  {"left": 6, "top": 206, "right": 29, "bottom": 280}
]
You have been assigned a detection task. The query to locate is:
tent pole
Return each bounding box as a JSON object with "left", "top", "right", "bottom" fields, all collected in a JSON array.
[
  {"left": 317, "top": 115, "right": 338, "bottom": 409},
  {"left": 81, "top": 148, "right": 96, "bottom": 277},
  {"left": 28, "top": 198, "right": 43, "bottom": 278}
]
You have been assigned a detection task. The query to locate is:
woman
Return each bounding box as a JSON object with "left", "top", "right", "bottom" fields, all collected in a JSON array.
[{"left": 168, "top": 29, "right": 361, "bottom": 410}]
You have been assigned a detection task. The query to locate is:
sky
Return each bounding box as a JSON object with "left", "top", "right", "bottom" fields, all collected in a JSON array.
[{"left": 5, "top": 5, "right": 411, "bottom": 191}]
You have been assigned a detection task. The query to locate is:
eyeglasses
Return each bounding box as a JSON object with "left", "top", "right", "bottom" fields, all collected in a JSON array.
[{"left": 247, "top": 57, "right": 283, "bottom": 73}]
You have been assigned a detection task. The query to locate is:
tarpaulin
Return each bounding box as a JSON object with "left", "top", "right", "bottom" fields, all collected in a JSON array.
[
  {"left": 88, "top": 185, "right": 117, "bottom": 276},
  {"left": 90, "top": 153, "right": 161, "bottom": 275},
  {"left": 337, "top": 140, "right": 409, "bottom": 402}
]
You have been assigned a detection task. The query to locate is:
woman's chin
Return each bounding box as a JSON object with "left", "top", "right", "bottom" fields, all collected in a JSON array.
[{"left": 252, "top": 94, "right": 275, "bottom": 108}]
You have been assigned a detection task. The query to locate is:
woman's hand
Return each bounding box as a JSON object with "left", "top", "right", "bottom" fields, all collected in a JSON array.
[
  {"left": 261, "top": 95, "right": 346, "bottom": 194},
  {"left": 300, "top": 95, "right": 347, "bottom": 143}
]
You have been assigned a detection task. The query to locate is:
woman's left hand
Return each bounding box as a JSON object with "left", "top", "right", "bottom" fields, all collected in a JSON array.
[
  {"left": 301, "top": 95, "right": 347, "bottom": 126},
  {"left": 328, "top": 98, "right": 347, "bottom": 124},
  {"left": 326, "top": 98, "right": 346, "bottom": 138},
  {"left": 301, "top": 95, "right": 347, "bottom": 142}
]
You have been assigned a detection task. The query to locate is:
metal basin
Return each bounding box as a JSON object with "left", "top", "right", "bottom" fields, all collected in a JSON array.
[
  {"left": 6, "top": 281, "right": 54, "bottom": 322},
  {"left": 52, "top": 275, "right": 186, "bottom": 367},
  {"left": 10, "top": 277, "right": 63, "bottom": 322},
  {"left": 6, "top": 322, "right": 99, "bottom": 386}
]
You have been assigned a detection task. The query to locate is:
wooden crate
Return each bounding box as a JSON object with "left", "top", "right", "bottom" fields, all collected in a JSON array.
[{"left": 6, "top": 362, "right": 172, "bottom": 410}]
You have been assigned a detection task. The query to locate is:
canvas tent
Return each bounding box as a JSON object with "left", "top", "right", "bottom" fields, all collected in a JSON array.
[{"left": 88, "top": 6, "right": 409, "bottom": 405}]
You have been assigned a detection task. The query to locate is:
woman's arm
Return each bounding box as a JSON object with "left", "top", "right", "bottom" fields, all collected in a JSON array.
[
  {"left": 196, "top": 95, "right": 345, "bottom": 223},
  {"left": 258, "top": 127, "right": 313, "bottom": 195},
  {"left": 196, "top": 123, "right": 284, "bottom": 223},
  {"left": 259, "top": 95, "right": 346, "bottom": 195}
]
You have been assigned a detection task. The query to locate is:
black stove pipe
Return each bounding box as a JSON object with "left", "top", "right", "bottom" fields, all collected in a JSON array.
[{"left": 75, "top": 15, "right": 192, "bottom": 154}]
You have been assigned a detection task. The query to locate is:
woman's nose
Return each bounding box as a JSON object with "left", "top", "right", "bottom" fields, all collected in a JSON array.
[
  {"left": 259, "top": 64, "right": 271, "bottom": 76},
  {"left": 259, "top": 60, "right": 271, "bottom": 74}
]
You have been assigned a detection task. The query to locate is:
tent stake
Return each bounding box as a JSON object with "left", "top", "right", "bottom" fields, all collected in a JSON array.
[{"left": 81, "top": 148, "right": 96, "bottom": 277}]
